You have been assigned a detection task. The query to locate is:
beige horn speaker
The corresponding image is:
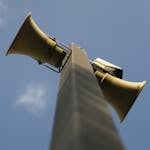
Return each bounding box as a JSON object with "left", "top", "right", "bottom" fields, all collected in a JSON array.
[
  {"left": 95, "top": 71, "right": 146, "bottom": 122},
  {"left": 6, "top": 13, "right": 66, "bottom": 68}
]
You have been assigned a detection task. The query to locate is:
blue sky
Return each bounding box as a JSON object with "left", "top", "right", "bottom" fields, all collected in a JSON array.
[{"left": 0, "top": 0, "right": 149, "bottom": 149}]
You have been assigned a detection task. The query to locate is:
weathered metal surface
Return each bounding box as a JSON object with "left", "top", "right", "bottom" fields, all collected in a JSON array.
[{"left": 50, "top": 43, "right": 124, "bottom": 150}]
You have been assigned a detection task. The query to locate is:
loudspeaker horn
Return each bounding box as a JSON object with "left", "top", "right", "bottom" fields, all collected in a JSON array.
[
  {"left": 95, "top": 71, "right": 146, "bottom": 122},
  {"left": 6, "top": 13, "right": 67, "bottom": 68}
]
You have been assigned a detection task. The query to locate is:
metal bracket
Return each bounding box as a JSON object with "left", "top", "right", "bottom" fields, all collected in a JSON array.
[{"left": 39, "top": 46, "right": 72, "bottom": 73}]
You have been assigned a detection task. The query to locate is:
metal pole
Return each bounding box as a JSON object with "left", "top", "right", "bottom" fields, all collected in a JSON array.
[{"left": 50, "top": 43, "right": 124, "bottom": 150}]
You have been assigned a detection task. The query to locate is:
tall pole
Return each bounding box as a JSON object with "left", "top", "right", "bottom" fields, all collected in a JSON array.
[{"left": 50, "top": 43, "right": 124, "bottom": 150}]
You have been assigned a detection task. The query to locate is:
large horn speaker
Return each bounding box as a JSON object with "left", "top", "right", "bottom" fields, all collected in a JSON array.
[
  {"left": 95, "top": 71, "right": 146, "bottom": 122},
  {"left": 6, "top": 13, "right": 66, "bottom": 68}
]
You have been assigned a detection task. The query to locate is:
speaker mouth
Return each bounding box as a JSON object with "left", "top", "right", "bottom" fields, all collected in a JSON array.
[
  {"left": 5, "top": 13, "right": 70, "bottom": 69},
  {"left": 95, "top": 70, "right": 147, "bottom": 122}
]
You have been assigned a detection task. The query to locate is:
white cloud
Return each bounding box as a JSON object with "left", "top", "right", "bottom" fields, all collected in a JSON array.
[{"left": 15, "top": 83, "right": 48, "bottom": 115}]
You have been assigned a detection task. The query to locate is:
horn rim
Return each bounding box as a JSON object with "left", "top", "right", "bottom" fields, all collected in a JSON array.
[{"left": 6, "top": 13, "right": 32, "bottom": 56}]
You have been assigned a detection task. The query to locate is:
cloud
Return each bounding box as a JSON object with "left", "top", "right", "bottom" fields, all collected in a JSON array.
[{"left": 15, "top": 83, "right": 48, "bottom": 115}]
